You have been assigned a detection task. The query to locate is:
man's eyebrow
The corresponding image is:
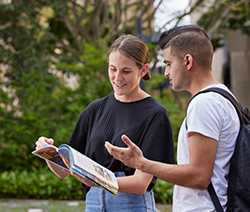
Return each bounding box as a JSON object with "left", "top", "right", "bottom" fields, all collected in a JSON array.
[{"left": 163, "top": 60, "right": 170, "bottom": 64}]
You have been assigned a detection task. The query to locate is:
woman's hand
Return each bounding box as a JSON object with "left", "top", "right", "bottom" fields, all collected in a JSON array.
[
  {"left": 59, "top": 154, "right": 97, "bottom": 187},
  {"left": 35, "top": 137, "right": 54, "bottom": 150}
]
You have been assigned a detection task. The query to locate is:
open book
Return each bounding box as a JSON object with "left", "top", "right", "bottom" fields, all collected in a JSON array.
[{"left": 32, "top": 144, "right": 118, "bottom": 196}]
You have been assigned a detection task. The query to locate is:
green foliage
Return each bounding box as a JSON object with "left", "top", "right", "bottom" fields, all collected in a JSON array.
[
  {"left": 0, "top": 70, "right": 74, "bottom": 171},
  {"left": 197, "top": 2, "right": 227, "bottom": 50},
  {"left": 0, "top": 69, "right": 184, "bottom": 203},
  {"left": 154, "top": 179, "right": 174, "bottom": 204},
  {"left": 0, "top": 167, "right": 85, "bottom": 200},
  {"left": 0, "top": 42, "right": 112, "bottom": 173},
  {"left": 197, "top": 0, "right": 250, "bottom": 50},
  {"left": 227, "top": 2, "right": 250, "bottom": 35},
  {"left": 0, "top": 167, "right": 174, "bottom": 204},
  {"left": 0, "top": 1, "right": 188, "bottom": 203}
]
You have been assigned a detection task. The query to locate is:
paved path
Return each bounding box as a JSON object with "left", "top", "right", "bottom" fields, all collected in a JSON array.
[
  {"left": 0, "top": 199, "right": 172, "bottom": 212},
  {"left": 156, "top": 203, "right": 172, "bottom": 212}
]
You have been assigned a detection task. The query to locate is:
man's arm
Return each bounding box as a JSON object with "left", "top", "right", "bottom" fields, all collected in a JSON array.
[{"left": 105, "top": 133, "right": 217, "bottom": 190}]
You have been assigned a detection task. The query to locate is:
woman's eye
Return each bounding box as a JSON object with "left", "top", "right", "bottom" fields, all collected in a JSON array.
[{"left": 110, "top": 68, "right": 116, "bottom": 72}]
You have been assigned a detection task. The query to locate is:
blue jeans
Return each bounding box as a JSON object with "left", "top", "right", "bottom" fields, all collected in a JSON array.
[{"left": 85, "top": 172, "right": 156, "bottom": 212}]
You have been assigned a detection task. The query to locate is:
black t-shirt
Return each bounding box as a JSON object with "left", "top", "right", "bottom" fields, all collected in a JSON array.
[{"left": 68, "top": 93, "right": 175, "bottom": 193}]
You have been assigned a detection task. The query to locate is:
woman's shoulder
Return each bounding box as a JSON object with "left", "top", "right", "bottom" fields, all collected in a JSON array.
[
  {"left": 87, "top": 94, "right": 114, "bottom": 109},
  {"left": 147, "top": 97, "right": 168, "bottom": 110},
  {"left": 140, "top": 97, "right": 169, "bottom": 118}
]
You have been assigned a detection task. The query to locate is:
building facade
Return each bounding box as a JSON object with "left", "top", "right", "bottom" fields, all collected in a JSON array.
[{"left": 190, "top": 0, "right": 250, "bottom": 108}]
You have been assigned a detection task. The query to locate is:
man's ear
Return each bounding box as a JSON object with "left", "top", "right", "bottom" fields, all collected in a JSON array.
[{"left": 184, "top": 54, "right": 193, "bottom": 70}]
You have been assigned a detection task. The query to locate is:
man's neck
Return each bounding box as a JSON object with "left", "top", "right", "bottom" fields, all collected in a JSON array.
[{"left": 188, "top": 71, "right": 220, "bottom": 96}]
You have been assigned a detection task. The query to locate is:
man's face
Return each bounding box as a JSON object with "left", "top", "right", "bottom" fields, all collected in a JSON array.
[{"left": 162, "top": 47, "right": 189, "bottom": 92}]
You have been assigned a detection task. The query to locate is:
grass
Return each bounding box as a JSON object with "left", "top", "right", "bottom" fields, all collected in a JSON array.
[
  {"left": 0, "top": 199, "right": 172, "bottom": 212},
  {"left": 0, "top": 199, "right": 86, "bottom": 212}
]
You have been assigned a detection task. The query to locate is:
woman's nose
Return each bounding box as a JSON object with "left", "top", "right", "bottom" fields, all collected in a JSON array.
[{"left": 115, "top": 70, "right": 123, "bottom": 80}]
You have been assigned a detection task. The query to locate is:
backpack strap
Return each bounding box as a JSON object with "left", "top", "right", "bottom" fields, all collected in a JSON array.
[
  {"left": 187, "top": 87, "right": 246, "bottom": 125},
  {"left": 186, "top": 87, "right": 247, "bottom": 212},
  {"left": 207, "top": 182, "right": 224, "bottom": 212}
]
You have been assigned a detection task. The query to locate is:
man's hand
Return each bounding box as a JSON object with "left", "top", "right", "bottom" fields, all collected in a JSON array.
[{"left": 105, "top": 134, "right": 145, "bottom": 170}]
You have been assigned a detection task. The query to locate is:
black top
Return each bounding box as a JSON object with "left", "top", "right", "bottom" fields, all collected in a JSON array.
[{"left": 68, "top": 93, "right": 175, "bottom": 193}]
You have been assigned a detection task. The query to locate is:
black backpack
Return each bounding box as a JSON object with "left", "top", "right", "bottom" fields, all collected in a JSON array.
[{"left": 186, "top": 87, "right": 250, "bottom": 212}]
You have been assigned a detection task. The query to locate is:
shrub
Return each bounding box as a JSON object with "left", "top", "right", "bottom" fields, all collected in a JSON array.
[
  {"left": 0, "top": 167, "right": 85, "bottom": 200},
  {"left": 154, "top": 179, "right": 174, "bottom": 204},
  {"left": 0, "top": 167, "right": 175, "bottom": 203}
]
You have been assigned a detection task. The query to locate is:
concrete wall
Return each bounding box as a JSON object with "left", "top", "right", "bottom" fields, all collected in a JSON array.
[{"left": 227, "top": 30, "right": 250, "bottom": 108}]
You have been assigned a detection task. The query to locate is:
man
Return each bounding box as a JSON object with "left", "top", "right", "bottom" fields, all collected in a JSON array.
[{"left": 105, "top": 25, "right": 240, "bottom": 211}]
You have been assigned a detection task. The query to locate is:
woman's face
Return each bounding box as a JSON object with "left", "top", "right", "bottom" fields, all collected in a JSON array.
[{"left": 108, "top": 50, "right": 145, "bottom": 102}]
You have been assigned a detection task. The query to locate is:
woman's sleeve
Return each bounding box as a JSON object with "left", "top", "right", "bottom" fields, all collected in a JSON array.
[
  {"left": 68, "top": 111, "right": 89, "bottom": 152},
  {"left": 140, "top": 109, "right": 176, "bottom": 165},
  {"left": 68, "top": 109, "right": 91, "bottom": 194}
]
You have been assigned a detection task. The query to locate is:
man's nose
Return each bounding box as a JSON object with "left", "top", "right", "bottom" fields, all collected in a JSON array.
[{"left": 164, "top": 67, "right": 169, "bottom": 78}]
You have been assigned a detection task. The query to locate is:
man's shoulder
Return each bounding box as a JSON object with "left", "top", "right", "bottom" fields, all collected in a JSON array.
[{"left": 190, "top": 85, "right": 232, "bottom": 107}]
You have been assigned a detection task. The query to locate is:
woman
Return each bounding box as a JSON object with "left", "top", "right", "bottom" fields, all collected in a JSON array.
[{"left": 36, "top": 34, "right": 175, "bottom": 212}]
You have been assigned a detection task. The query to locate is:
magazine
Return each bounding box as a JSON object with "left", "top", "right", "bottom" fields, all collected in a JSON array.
[{"left": 32, "top": 144, "right": 118, "bottom": 196}]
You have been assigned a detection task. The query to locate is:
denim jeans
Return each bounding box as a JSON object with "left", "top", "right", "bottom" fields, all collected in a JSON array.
[{"left": 85, "top": 172, "right": 156, "bottom": 212}]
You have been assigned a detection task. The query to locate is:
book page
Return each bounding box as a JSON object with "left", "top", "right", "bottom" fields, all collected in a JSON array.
[{"left": 64, "top": 146, "right": 118, "bottom": 189}]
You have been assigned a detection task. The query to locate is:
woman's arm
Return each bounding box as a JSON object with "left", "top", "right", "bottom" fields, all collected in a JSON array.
[
  {"left": 45, "top": 160, "right": 70, "bottom": 179},
  {"left": 116, "top": 169, "right": 153, "bottom": 195},
  {"left": 60, "top": 153, "right": 153, "bottom": 193},
  {"left": 35, "top": 137, "right": 70, "bottom": 179},
  {"left": 59, "top": 154, "right": 98, "bottom": 187}
]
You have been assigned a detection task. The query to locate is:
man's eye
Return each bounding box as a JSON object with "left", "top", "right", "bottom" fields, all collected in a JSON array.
[{"left": 110, "top": 68, "right": 116, "bottom": 72}]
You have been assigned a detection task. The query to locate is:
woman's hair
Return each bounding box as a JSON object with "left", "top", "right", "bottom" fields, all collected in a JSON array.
[
  {"left": 107, "top": 34, "right": 150, "bottom": 81},
  {"left": 159, "top": 25, "right": 213, "bottom": 71}
]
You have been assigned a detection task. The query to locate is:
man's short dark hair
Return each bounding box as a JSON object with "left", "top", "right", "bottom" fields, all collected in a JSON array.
[{"left": 158, "top": 25, "right": 213, "bottom": 71}]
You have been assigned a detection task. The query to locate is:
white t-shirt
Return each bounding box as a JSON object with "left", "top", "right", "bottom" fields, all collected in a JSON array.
[{"left": 173, "top": 84, "right": 240, "bottom": 212}]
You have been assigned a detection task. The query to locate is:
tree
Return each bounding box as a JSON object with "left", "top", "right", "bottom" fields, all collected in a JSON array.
[
  {"left": 0, "top": 0, "right": 165, "bottom": 171},
  {"left": 193, "top": 0, "right": 250, "bottom": 49}
]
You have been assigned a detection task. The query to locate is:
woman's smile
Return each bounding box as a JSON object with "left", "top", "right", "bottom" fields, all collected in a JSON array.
[{"left": 114, "top": 82, "right": 126, "bottom": 88}]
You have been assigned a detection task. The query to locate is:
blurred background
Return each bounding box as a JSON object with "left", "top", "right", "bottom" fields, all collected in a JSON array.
[{"left": 1, "top": 0, "right": 249, "bottom": 204}]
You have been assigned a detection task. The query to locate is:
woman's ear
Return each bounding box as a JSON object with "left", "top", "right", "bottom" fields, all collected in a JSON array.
[{"left": 140, "top": 63, "right": 149, "bottom": 77}]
